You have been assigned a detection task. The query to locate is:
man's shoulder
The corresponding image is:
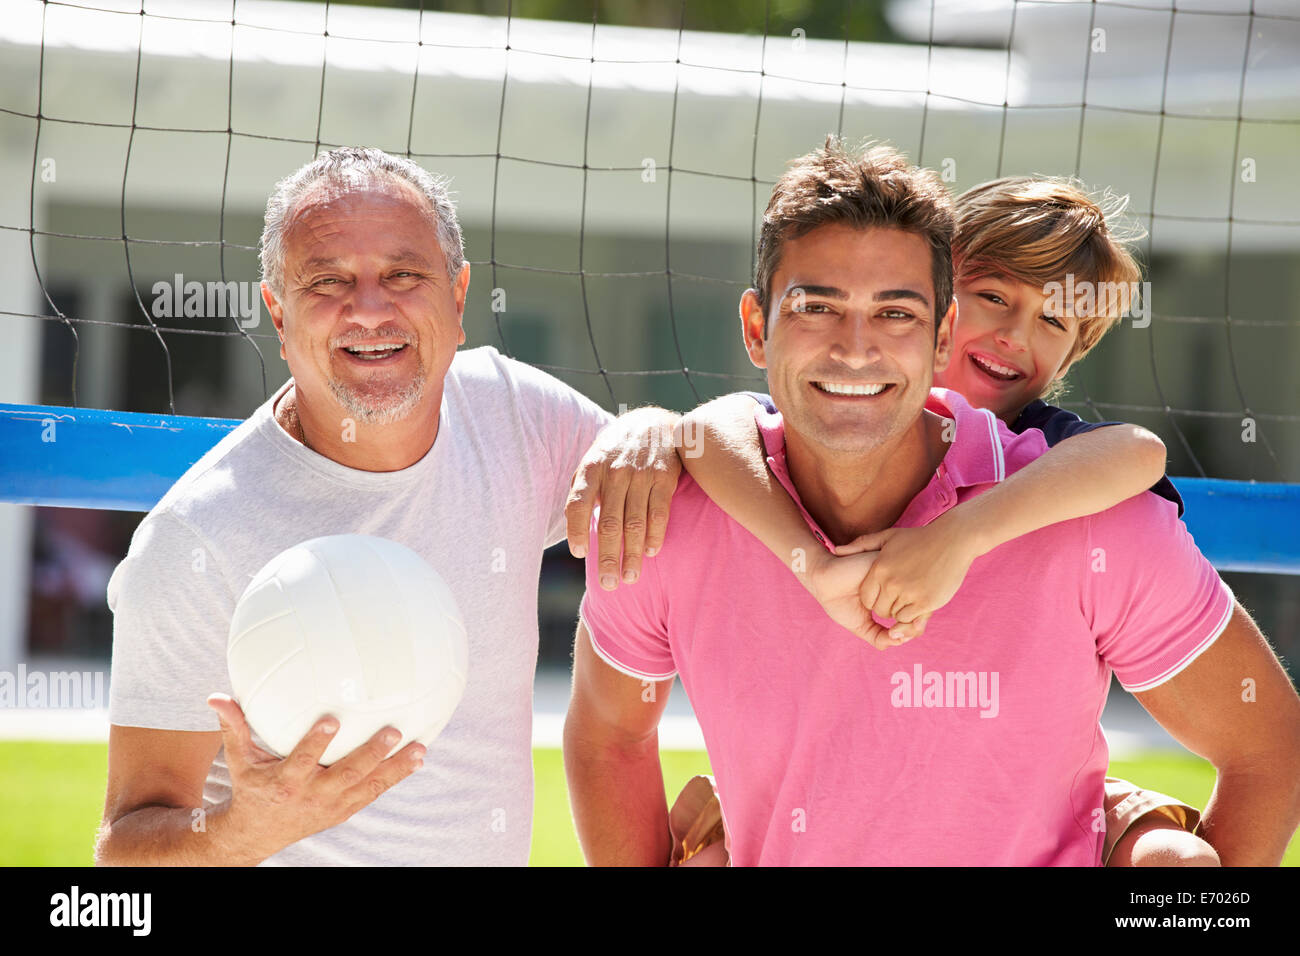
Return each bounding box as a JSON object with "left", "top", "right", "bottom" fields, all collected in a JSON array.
[
  {"left": 581, "top": 473, "right": 735, "bottom": 636},
  {"left": 1090, "top": 484, "right": 1185, "bottom": 532},
  {"left": 648, "top": 473, "right": 751, "bottom": 570},
  {"left": 450, "top": 345, "right": 576, "bottom": 396},
  {"left": 1011, "top": 399, "right": 1076, "bottom": 433},
  {"left": 666, "top": 471, "right": 712, "bottom": 509},
  {"left": 147, "top": 400, "right": 280, "bottom": 534},
  {"left": 939, "top": 387, "right": 1181, "bottom": 534},
  {"left": 1011, "top": 399, "right": 1118, "bottom": 447},
  {"left": 588, "top": 473, "right": 725, "bottom": 578},
  {"left": 927, "top": 388, "right": 1051, "bottom": 483},
  {"left": 449, "top": 346, "right": 613, "bottom": 424},
  {"left": 449, "top": 344, "right": 514, "bottom": 382},
  {"left": 1000, "top": 425, "right": 1053, "bottom": 478}
]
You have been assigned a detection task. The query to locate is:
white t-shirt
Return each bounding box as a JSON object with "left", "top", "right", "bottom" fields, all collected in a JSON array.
[{"left": 107, "top": 346, "right": 613, "bottom": 866}]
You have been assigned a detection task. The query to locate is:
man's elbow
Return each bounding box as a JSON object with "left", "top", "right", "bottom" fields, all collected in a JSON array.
[
  {"left": 561, "top": 696, "right": 664, "bottom": 822},
  {"left": 92, "top": 824, "right": 109, "bottom": 867},
  {"left": 1266, "top": 743, "right": 1300, "bottom": 827},
  {"left": 562, "top": 701, "right": 659, "bottom": 767},
  {"left": 1285, "top": 763, "right": 1300, "bottom": 830},
  {"left": 1217, "top": 730, "right": 1300, "bottom": 826},
  {"left": 1266, "top": 705, "right": 1300, "bottom": 813},
  {"left": 93, "top": 818, "right": 121, "bottom": 867}
]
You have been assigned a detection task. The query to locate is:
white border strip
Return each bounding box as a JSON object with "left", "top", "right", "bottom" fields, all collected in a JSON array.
[
  {"left": 582, "top": 616, "right": 678, "bottom": 683},
  {"left": 1120, "top": 581, "right": 1236, "bottom": 693},
  {"left": 982, "top": 407, "right": 1005, "bottom": 482}
]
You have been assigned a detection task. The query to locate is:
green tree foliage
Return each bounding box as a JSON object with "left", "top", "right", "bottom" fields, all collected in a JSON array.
[{"left": 294, "top": 0, "right": 901, "bottom": 43}]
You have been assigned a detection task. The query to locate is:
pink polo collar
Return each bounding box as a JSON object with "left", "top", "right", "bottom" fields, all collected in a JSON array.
[{"left": 754, "top": 387, "right": 1009, "bottom": 549}]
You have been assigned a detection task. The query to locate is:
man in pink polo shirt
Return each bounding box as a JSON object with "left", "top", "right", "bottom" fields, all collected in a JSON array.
[{"left": 563, "top": 141, "right": 1300, "bottom": 866}]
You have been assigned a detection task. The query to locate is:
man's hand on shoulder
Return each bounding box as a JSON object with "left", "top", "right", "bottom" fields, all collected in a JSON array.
[{"left": 565, "top": 406, "right": 683, "bottom": 589}]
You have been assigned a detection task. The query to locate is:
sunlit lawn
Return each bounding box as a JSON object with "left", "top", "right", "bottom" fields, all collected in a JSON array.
[{"left": 1, "top": 742, "right": 1293, "bottom": 866}]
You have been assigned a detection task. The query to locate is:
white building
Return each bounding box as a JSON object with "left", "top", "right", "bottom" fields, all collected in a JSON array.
[{"left": 1, "top": 0, "right": 1297, "bottom": 672}]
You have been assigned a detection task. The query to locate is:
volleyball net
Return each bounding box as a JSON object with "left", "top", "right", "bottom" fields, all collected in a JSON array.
[{"left": 1, "top": 0, "right": 1298, "bottom": 573}]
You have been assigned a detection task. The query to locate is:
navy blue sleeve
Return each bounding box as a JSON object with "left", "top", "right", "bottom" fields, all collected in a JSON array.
[
  {"left": 741, "top": 391, "right": 777, "bottom": 414},
  {"left": 1009, "top": 401, "right": 1184, "bottom": 517}
]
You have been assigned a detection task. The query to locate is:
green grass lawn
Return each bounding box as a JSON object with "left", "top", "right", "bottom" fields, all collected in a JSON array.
[{"left": 1, "top": 741, "right": 1293, "bottom": 866}]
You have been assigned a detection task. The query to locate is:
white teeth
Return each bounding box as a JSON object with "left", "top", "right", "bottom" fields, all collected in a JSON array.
[
  {"left": 971, "top": 354, "right": 1020, "bottom": 379},
  {"left": 345, "top": 343, "right": 404, "bottom": 353},
  {"left": 815, "top": 382, "right": 887, "bottom": 396},
  {"left": 344, "top": 343, "right": 405, "bottom": 361}
]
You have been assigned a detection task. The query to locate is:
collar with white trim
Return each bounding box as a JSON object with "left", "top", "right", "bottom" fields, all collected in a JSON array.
[{"left": 752, "top": 387, "right": 1010, "bottom": 550}]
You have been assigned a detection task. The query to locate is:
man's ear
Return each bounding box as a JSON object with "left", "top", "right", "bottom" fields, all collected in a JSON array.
[
  {"left": 933, "top": 297, "right": 956, "bottom": 375},
  {"left": 740, "top": 289, "right": 768, "bottom": 370},
  {"left": 262, "top": 282, "right": 287, "bottom": 361},
  {"left": 453, "top": 261, "right": 470, "bottom": 346}
]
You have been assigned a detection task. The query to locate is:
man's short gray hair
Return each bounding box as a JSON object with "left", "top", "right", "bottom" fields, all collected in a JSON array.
[{"left": 259, "top": 146, "right": 465, "bottom": 298}]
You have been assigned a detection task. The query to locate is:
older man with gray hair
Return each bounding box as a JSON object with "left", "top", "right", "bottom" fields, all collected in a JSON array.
[{"left": 96, "top": 146, "right": 680, "bottom": 866}]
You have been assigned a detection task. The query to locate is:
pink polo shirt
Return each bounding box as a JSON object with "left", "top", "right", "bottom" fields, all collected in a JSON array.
[{"left": 580, "top": 388, "right": 1233, "bottom": 866}]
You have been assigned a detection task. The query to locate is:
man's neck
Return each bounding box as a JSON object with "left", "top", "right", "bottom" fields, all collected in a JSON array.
[
  {"left": 783, "top": 410, "right": 949, "bottom": 547},
  {"left": 275, "top": 384, "right": 441, "bottom": 472}
]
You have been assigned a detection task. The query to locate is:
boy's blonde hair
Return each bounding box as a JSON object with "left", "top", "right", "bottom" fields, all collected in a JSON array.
[{"left": 952, "top": 176, "right": 1145, "bottom": 395}]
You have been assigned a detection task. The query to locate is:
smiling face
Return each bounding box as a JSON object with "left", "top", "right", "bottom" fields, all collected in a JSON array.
[
  {"left": 940, "top": 271, "right": 1080, "bottom": 421},
  {"left": 742, "top": 223, "right": 953, "bottom": 456},
  {"left": 264, "top": 176, "right": 468, "bottom": 427}
]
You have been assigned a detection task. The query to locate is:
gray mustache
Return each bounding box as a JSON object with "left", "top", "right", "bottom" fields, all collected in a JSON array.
[{"left": 332, "top": 328, "right": 413, "bottom": 348}]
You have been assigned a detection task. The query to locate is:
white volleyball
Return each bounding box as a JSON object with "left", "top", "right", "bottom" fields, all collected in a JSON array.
[{"left": 227, "top": 534, "right": 468, "bottom": 766}]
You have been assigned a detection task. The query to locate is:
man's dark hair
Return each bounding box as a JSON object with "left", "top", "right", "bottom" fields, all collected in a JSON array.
[{"left": 753, "top": 137, "right": 955, "bottom": 340}]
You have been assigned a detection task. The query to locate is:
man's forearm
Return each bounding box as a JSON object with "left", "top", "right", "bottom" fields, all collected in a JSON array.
[
  {"left": 1197, "top": 763, "right": 1300, "bottom": 866},
  {"left": 95, "top": 802, "right": 270, "bottom": 867},
  {"left": 563, "top": 722, "right": 671, "bottom": 866}
]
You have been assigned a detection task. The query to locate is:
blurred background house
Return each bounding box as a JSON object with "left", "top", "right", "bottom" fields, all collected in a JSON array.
[{"left": 1, "top": 0, "right": 1296, "bottom": 687}]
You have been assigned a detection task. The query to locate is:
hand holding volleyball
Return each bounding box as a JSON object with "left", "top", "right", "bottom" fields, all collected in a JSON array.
[
  {"left": 225, "top": 534, "right": 469, "bottom": 766},
  {"left": 202, "top": 535, "right": 468, "bottom": 858}
]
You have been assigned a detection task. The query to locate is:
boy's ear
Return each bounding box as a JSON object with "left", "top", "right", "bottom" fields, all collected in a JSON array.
[{"left": 933, "top": 297, "right": 956, "bottom": 374}]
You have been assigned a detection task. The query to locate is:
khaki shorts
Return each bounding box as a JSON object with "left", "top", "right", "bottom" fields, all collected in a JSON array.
[
  {"left": 1102, "top": 776, "right": 1201, "bottom": 866},
  {"left": 667, "top": 774, "right": 1202, "bottom": 866},
  {"left": 668, "top": 775, "right": 730, "bottom": 866}
]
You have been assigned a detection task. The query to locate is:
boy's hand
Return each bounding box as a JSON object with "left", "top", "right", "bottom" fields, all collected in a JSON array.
[
  {"left": 834, "top": 513, "right": 982, "bottom": 642},
  {"left": 803, "top": 549, "right": 897, "bottom": 650}
]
